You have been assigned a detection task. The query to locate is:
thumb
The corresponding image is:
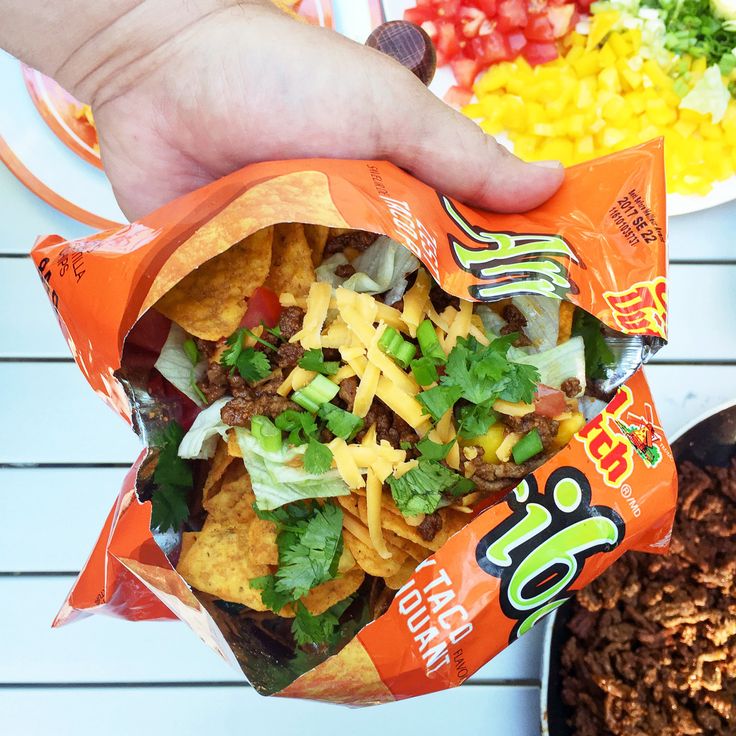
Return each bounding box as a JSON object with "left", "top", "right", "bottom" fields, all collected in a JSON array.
[{"left": 371, "top": 59, "right": 564, "bottom": 213}]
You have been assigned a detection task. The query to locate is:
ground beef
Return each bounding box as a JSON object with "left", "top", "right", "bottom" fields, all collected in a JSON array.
[
  {"left": 464, "top": 454, "right": 550, "bottom": 495},
  {"left": 503, "top": 413, "right": 559, "bottom": 450},
  {"left": 429, "top": 281, "right": 460, "bottom": 312},
  {"left": 562, "top": 377, "right": 582, "bottom": 398},
  {"left": 417, "top": 511, "right": 443, "bottom": 542},
  {"left": 278, "top": 306, "right": 305, "bottom": 341},
  {"left": 338, "top": 376, "right": 359, "bottom": 412},
  {"left": 221, "top": 393, "right": 296, "bottom": 426},
  {"left": 324, "top": 230, "right": 379, "bottom": 256},
  {"left": 197, "top": 363, "right": 229, "bottom": 403},
  {"left": 500, "top": 304, "right": 532, "bottom": 347},
  {"left": 335, "top": 263, "right": 356, "bottom": 278},
  {"left": 194, "top": 338, "right": 218, "bottom": 361},
  {"left": 560, "top": 458, "right": 736, "bottom": 736},
  {"left": 275, "top": 342, "right": 304, "bottom": 370}
]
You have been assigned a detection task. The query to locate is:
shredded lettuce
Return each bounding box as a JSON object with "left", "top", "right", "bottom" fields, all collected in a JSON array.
[
  {"left": 476, "top": 305, "right": 506, "bottom": 338},
  {"left": 154, "top": 324, "right": 206, "bottom": 406},
  {"left": 177, "top": 397, "right": 231, "bottom": 459},
  {"left": 315, "top": 235, "right": 419, "bottom": 304},
  {"left": 510, "top": 336, "right": 586, "bottom": 396},
  {"left": 234, "top": 428, "right": 349, "bottom": 510},
  {"left": 679, "top": 64, "right": 731, "bottom": 123},
  {"left": 511, "top": 296, "right": 560, "bottom": 354}
]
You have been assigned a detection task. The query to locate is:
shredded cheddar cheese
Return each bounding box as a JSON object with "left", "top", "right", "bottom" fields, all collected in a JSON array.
[
  {"left": 329, "top": 437, "right": 365, "bottom": 489},
  {"left": 401, "top": 268, "right": 431, "bottom": 337},
  {"left": 291, "top": 281, "right": 331, "bottom": 349},
  {"left": 353, "top": 362, "right": 380, "bottom": 417},
  {"left": 366, "top": 468, "right": 392, "bottom": 559}
]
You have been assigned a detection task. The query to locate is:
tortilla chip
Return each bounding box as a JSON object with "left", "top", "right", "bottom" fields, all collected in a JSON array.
[
  {"left": 337, "top": 494, "right": 360, "bottom": 518},
  {"left": 384, "top": 529, "right": 431, "bottom": 562},
  {"left": 302, "top": 568, "right": 365, "bottom": 616},
  {"left": 180, "top": 531, "right": 199, "bottom": 561},
  {"left": 227, "top": 430, "right": 243, "bottom": 457},
  {"left": 203, "top": 463, "right": 254, "bottom": 523},
  {"left": 343, "top": 530, "right": 405, "bottom": 578},
  {"left": 155, "top": 226, "right": 273, "bottom": 340},
  {"left": 176, "top": 519, "right": 270, "bottom": 610},
  {"left": 203, "top": 439, "right": 234, "bottom": 503},
  {"left": 264, "top": 223, "right": 314, "bottom": 297},
  {"left": 304, "top": 224, "right": 329, "bottom": 266},
  {"left": 385, "top": 559, "right": 418, "bottom": 590},
  {"left": 378, "top": 505, "right": 467, "bottom": 553},
  {"left": 558, "top": 300, "right": 575, "bottom": 344},
  {"left": 246, "top": 515, "right": 279, "bottom": 566}
]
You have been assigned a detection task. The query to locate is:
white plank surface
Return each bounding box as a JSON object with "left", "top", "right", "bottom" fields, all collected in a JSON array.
[
  {"left": 0, "top": 362, "right": 140, "bottom": 464},
  {"left": 0, "top": 575, "right": 544, "bottom": 684},
  {"left": 0, "top": 685, "right": 542, "bottom": 736},
  {"left": 3, "top": 257, "right": 734, "bottom": 360}
]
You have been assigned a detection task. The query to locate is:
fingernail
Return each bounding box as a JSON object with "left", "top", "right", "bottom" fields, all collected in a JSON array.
[{"left": 532, "top": 159, "right": 563, "bottom": 169}]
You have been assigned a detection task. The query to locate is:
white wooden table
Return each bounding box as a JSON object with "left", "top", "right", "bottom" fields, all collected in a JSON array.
[{"left": 2, "top": 3, "right": 736, "bottom": 732}]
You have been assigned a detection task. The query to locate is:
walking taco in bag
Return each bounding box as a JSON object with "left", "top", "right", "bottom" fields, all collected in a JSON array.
[{"left": 35, "top": 141, "right": 676, "bottom": 705}]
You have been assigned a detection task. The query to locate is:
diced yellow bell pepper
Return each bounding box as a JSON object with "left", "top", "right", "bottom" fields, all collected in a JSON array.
[
  {"left": 553, "top": 413, "right": 586, "bottom": 450},
  {"left": 587, "top": 11, "right": 620, "bottom": 50},
  {"left": 598, "top": 65, "right": 621, "bottom": 92},
  {"left": 468, "top": 424, "right": 506, "bottom": 464}
]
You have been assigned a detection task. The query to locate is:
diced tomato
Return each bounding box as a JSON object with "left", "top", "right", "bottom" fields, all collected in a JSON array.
[
  {"left": 459, "top": 6, "right": 489, "bottom": 38},
  {"left": 436, "top": 21, "right": 461, "bottom": 60},
  {"left": 477, "top": 0, "right": 498, "bottom": 15},
  {"left": 450, "top": 57, "right": 481, "bottom": 89},
  {"left": 525, "top": 13, "right": 555, "bottom": 41},
  {"left": 470, "top": 30, "right": 512, "bottom": 63},
  {"left": 444, "top": 84, "right": 474, "bottom": 108},
  {"left": 522, "top": 40, "right": 559, "bottom": 64},
  {"left": 506, "top": 30, "right": 528, "bottom": 54},
  {"left": 240, "top": 286, "right": 281, "bottom": 329},
  {"left": 497, "top": 0, "right": 528, "bottom": 32},
  {"left": 546, "top": 4, "right": 575, "bottom": 37},
  {"left": 122, "top": 308, "right": 171, "bottom": 373},
  {"left": 404, "top": 6, "right": 434, "bottom": 25},
  {"left": 534, "top": 385, "right": 568, "bottom": 418}
]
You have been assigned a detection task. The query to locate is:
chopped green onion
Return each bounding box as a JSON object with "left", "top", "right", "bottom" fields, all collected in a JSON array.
[
  {"left": 292, "top": 374, "right": 339, "bottom": 413},
  {"left": 411, "top": 357, "right": 439, "bottom": 386},
  {"left": 251, "top": 415, "right": 282, "bottom": 453},
  {"left": 417, "top": 319, "right": 446, "bottom": 363},
  {"left": 378, "top": 326, "right": 417, "bottom": 369},
  {"left": 512, "top": 429, "right": 543, "bottom": 464},
  {"left": 182, "top": 337, "right": 200, "bottom": 366},
  {"left": 191, "top": 379, "right": 208, "bottom": 405}
]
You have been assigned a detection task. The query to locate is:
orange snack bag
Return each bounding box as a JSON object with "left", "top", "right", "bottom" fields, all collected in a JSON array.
[{"left": 34, "top": 140, "right": 676, "bottom": 704}]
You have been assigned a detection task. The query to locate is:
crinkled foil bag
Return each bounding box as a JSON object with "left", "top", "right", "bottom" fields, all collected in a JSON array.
[{"left": 32, "top": 141, "right": 677, "bottom": 705}]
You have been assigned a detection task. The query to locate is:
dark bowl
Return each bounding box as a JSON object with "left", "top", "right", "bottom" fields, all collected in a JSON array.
[{"left": 539, "top": 401, "right": 736, "bottom": 736}]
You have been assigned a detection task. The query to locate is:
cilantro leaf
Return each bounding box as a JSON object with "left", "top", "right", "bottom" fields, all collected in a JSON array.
[
  {"left": 249, "top": 575, "right": 292, "bottom": 613},
  {"left": 387, "top": 459, "right": 475, "bottom": 515},
  {"left": 153, "top": 422, "right": 192, "bottom": 488},
  {"left": 254, "top": 501, "right": 343, "bottom": 602},
  {"left": 303, "top": 438, "right": 334, "bottom": 475},
  {"left": 318, "top": 403, "right": 364, "bottom": 441},
  {"left": 416, "top": 437, "right": 454, "bottom": 461},
  {"left": 150, "top": 421, "right": 193, "bottom": 532},
  {"left": 236, "top": 347, "right": 271, "bottom": 383},
  {"left": 298, "top": 349, "right": 340, "bottom": 376},
  {"left": 221, "top": 328, "right": 273, "bottom": 383},
  {"left": 417, "top": 384, "right": 463, "bottom": 421},
  {"left": 150, "top": 485, "right": 190, "bottom": 533},
  {"left": 439, "top": 335, "right": 540, "bottom": 408},
  {"left": 572, "top": 309, "right": 615, "bottom": 380},
  {"left": 455, "top": 403, "right": 498, "bottom": 439},
  {"left": 291, "top": 598, "right": 352, "bottom": 646},
  {"left": 275, "top": 409, "right": 319, "bottom": 445}
]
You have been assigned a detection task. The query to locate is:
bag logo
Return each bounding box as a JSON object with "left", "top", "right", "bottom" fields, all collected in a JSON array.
[
  {"left": 440, "top": 194, "right": 579, "bottom": 300},
  {"left": 475, "top": 468, "right": 625, "bottom": 642},
  {"left": 603, "top": 277, "right": 667, "bottom": 339},
  {"left": 615, "top": 403, "right": 664, "bottom": 468}
]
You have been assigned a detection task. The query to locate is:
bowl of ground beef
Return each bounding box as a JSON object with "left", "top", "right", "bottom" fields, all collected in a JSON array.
[{"left": 541, "top": 402, "right": 736, "bottom": 736}]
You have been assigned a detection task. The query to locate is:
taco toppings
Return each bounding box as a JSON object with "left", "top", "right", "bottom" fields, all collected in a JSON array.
[{"left": 139, "top": 223, "right": 615, "bottom": 649}]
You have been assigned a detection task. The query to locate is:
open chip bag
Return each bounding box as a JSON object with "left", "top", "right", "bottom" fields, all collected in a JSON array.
[{"left": 33, "top": 140, "right": 677, "bottom": 705}]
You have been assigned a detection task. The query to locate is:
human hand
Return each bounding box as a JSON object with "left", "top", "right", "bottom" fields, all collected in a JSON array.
[{"left": 3, "top": 0, "right": 564, "bottom": 221}]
